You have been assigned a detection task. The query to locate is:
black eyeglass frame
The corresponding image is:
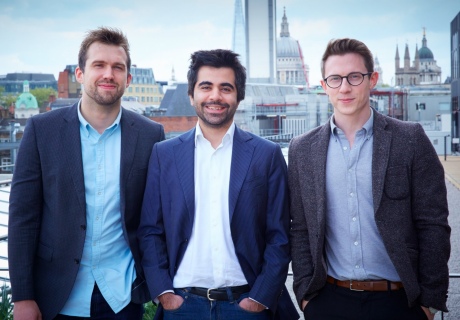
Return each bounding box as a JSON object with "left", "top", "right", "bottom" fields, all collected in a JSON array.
[{"left": 323, "top": 72, "right": 373, "bottom": 89}]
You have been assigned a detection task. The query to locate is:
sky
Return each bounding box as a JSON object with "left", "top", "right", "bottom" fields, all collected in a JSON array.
[{"left": 0, "top": 0, "right": 458, "bottom": 87}]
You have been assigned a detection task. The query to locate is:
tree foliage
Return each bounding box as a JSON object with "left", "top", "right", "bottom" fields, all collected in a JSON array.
[{"left": 30, "top": 87, "right": 57, "bottom": 109}]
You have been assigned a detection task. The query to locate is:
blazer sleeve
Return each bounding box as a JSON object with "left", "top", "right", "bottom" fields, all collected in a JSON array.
[
  {"left": 138, "top": 143, "right": 174, "bottom": 299},
  {"left": 247, "top": 144, "right": 291, "bottom": 311},
  {"left": 8, "top": 118, "right": 43, "bottom": 302},
  {"left": 411, "top": 124, "right": 450, "bottom": 311}
]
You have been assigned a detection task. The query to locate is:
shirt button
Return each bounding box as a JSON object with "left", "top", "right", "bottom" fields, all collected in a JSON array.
[
  {"left": 343, "top": 146, "right": 348, "bottom": 150},
  {"left": 354, "top": 241, "right": 359, "bottom": 246},
  {"left": 350, "top": 192, "right": 354, "bottom": 197},
  {"left": 352, "top": 217, "right": 357, "bottom": 222},
  {"left": 355, "top": 265, "right": 360, "bottom": 269}
]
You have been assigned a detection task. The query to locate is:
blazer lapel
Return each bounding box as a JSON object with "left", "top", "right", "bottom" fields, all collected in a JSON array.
[
  {"left": 174, "top": 129, "right": 196, "bottom": 224},
  {"left": 309, "top": 123, "right": 330, "bottom": 228},
  {"left": 372, "top": 112, "right": 392, "bottom": 214},
  {"left": 62, "top": 104, "right": 86, "bottom": 214},
  {"left": 120, "top": 110, "right": 139, "bottom": 215},
  {"left": 228, "top": 127, "right": 254, "bottom": 221}
]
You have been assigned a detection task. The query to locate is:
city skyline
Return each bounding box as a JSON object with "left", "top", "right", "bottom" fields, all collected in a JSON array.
[{"left": 0, "top": 0, "right": 458, "bottom": 87}]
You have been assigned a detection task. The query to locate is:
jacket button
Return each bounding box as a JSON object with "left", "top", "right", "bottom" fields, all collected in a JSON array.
[
  {"left": 80, "top": 225, "right": 86, "bottom": 230},
  {"left": 74, "top": 259, "right": 80, "bottom": 264}
]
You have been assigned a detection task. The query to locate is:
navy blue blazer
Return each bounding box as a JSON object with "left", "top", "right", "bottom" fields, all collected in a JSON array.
[
  {"left": 8, "top": 104, "right": 164, "bottom": 320},
  {"left": 138, "top": 126, "right": 299, "bottom": 319}
]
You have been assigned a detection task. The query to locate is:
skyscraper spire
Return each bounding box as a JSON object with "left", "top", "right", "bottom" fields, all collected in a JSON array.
[{"left": 232, "top": 0, "right": 247, "bottom": 68}]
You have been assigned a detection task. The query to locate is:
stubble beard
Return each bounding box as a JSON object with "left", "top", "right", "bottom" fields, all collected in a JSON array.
[
  {"left": 196, "top": 101, "right": 236, "bottom": 129},
  {"left": 87, "top": 82, "right": 124, "bottom": 107}
]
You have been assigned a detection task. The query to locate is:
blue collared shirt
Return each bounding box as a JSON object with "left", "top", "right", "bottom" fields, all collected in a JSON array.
[
  {"left": 60, "top": 103, "right": 136, "bottom": 316},
  {"left": 325, "top": 109, "right": 400, "bottom": 281}
]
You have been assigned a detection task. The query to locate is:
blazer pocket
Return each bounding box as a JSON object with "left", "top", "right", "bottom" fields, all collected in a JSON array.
[
  {"left": 36, "top": 242, "right": 53, "bottom": 262},
  {"left": 240, "top": 176, "right": 265, "bottom": 191},
  {"left": 384, "top": 166, "right": 410, "bottom": 200}
]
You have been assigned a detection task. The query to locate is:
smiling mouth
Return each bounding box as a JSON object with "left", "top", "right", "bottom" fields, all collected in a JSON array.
[{"left": 207, "top": 105, "right": 225, "bottom": 110}]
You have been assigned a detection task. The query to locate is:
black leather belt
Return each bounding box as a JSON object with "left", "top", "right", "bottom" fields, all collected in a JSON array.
[{"left": 186, "top": 284, "right": 250, "bottom": 301}]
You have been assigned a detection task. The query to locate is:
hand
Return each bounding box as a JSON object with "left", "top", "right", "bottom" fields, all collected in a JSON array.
[
  {"left": 158, "top": 292, "right": 184, "bottom": 311},
  {"left": 421, "top": 306, "right": 435, "bottom": 320},
  {"left": 301, "top": 299, "right": 309, "bottom": 311},
  {"left": 238, "top": 298, "right": 265, "bottom": 312},
  {"left": 13, "top": 300, "right": 42, "bottom": 320}
]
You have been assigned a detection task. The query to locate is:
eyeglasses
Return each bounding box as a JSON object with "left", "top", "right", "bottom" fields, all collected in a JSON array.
[{"left": 323, "top": 72, "right": 373, "bottom": 89}]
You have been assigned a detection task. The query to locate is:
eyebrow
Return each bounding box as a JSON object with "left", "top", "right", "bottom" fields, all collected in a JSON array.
[{"left": 198, "top": 81, "right": 235, "bottom": 90}]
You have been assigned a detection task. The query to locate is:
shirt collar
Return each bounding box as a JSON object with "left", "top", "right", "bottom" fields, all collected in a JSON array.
[
  {"left": 194, "top": 122, "right": 235, "bottom": 147},
  {"left": 330, "top": 108, "right": 374, "bottom": 139},
  {"left": 77, "top": 99, "right": 122, "bottom": 136}
]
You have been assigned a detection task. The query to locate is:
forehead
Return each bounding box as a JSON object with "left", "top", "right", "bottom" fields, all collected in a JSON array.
[
  {"left": 324, "top": 53, "right": 366, "bottom": 76},
  {"left": 86, "top": 42, "right": 128, "bottom": 65},
  {"left": 196, "top": 66, "right": 236, "bottom": 85}
]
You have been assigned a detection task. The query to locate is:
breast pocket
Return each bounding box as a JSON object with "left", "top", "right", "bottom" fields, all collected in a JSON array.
[{"left": 384, "top": 165, "right": 410, "bottom": 200}]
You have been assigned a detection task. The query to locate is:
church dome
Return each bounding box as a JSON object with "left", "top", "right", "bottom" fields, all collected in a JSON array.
[
  {"left": 418, "top": 30, "right": 434, "bottom": 60},
  {"left": 276, "top": 8, "right": 301, "bottom": 58},
  {"left": 15, "top": 81, "right": 38, "bottom": 109},
  {"left": 277, "top": 37, "right": 300, "bottom": 58},
  {"left": 419, "top": 46, "right": 434, "bottom": 60}
]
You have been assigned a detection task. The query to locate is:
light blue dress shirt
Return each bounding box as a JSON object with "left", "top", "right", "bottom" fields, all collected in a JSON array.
[
  {"left": 325, "top": 109, "right": 400, "bottom": 281},
  {"left": 60, "top": 103, "right": 136, "bottom": 316}
]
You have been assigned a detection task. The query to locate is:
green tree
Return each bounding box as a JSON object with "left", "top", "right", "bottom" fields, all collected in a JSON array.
[
  {"left": 0, "top": 86, "right": 17, "bottom": 109},
  {"left": 30, "top": 87, "right": 57, "bottom": 109}
]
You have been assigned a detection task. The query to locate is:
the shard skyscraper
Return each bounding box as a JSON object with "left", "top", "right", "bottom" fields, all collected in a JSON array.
[{"left": 232, "top": 0, "right": 247, "bottom": 69}]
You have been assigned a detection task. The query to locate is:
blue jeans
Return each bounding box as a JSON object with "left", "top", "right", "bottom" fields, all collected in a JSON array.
[
  {"left": 163, "top": 288, "right": 272, "bottom": 320},
  {"left": 54, "top": 284, "right": 144, "bottom": 320}
]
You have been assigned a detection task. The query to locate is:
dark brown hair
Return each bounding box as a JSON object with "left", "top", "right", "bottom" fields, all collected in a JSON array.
[
  {"left": 187, "top": 49, "right": 246, "bottom": 102},
  {"left": 78, "top": 27, "right": 131, "bottom": 72},
  {"left": 321, "top": 38, "right": 374, "bottom": 78}
]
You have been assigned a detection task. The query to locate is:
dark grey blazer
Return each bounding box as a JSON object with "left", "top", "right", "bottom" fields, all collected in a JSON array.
[
  {"left": 8, "top": 103, "right": 164, "bottom": 320},
  {"left": 288, "top": 109, "right": 450, "bottom": 312}
]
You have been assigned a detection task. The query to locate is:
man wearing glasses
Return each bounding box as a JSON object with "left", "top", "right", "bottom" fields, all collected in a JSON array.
[{"left": 289, "top": 38, "right": 450, "bottom": 320}]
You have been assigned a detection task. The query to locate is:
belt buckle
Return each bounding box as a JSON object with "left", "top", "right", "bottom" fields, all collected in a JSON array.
[
  {"left": 349, "top": 281, "right": 364, "bottom": 292},
  {"left": 207, "top": 288, "right": 216, "bottom": 301}
]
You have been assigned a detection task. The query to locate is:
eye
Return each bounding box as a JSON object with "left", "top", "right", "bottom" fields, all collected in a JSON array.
[
  {"left": 328, "top": 75, "right": 340, "bottom": 82},
  {"left": 349, "top": 73, "right": 361, "bottom": 80}
]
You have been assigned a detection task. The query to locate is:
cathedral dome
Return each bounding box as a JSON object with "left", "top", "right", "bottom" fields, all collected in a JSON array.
[
  {"left": 418, "top": 46, "right": 434, "bottom": 60},
  {"left": 276, "top": 8, "right": 301, "bottom": 58},
  {"left": 418, "top": 30, "right": 434, "bottom": 60},
  {"left": 277, "top": 36, "right": 300, "bottom": 58}
]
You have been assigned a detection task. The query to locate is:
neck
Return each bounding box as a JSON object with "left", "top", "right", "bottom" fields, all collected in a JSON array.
[
  {"left": 333, "top": 107, "right": 371, "bottom": 147},
  {"left": 80, "top": 97, "right": 121, "bottom": 134},
  {"left": 199, "top": 121, "right": 231, "bottom": 149}
]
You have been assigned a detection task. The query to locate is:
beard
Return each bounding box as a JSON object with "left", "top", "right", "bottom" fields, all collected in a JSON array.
[
  {"left": 85, "top": 81, "right": 125, "bottom": 107},
  {"left": 195, "top": 101, "right": 237, "bottom": 129}
]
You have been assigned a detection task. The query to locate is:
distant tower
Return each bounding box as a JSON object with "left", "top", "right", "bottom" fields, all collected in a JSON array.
[
  {"left": 244, "top": 0, "right": 277, "bottom": 83},
  {"left": 276, "top": 7, "right": 309, "bottom": 86},
  {"left": 171, "top": 66, "right": 176, "bottom": 82},
  {"left": 232, "top": 0, "right": 247, "bottom": 69}
]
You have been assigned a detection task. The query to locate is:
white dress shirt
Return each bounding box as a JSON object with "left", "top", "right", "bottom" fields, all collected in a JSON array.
[{"left": 173, "top": 122, "right": 248, "bottom": 288}]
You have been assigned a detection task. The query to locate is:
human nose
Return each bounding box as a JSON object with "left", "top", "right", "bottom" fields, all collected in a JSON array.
[
  {"left": 102, "top": 66, "right": 114, "bottom": 79},
  {"left": 209, "top": 87, "right": 222, "bottom": 101},
  {"left": 338, "top": 76, "right": 352, "bottom": 92}
]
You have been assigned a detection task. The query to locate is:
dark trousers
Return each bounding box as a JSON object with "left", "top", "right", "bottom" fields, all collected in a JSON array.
[
  {"left": 53, "top": 284, "right": 143, "bottom": 320},
  {"left": 303, "top": 282, "right": 428, "bottom": 320}
]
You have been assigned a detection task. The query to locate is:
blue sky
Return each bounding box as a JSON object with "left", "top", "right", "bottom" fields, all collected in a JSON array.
[{"left": 0, "top": 0, "right": 458, "bottom": 86}]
